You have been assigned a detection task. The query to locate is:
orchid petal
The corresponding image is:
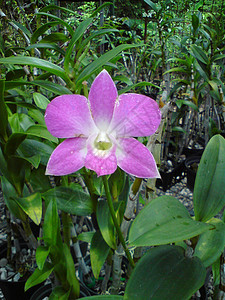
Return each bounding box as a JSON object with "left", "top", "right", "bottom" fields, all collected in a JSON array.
[
  {"left": 45, "top": 95, "right": 97, "bottom": 138},
  {"left": 89, "top": 70, "right": 118, "bottom": 131},
  {"left": 46, "top": 138, "right": 87, "bottom": 176},
  {"left": 109, "top": 93, "right": 161, "bottom": 137},
  {"left": 116, "top": 138, "right": 160, "bottom": 178},
  {"left": 85, "top": 134, "right": 117, "bottom": 176}
]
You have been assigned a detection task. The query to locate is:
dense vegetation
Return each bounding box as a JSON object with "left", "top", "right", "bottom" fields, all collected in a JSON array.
[{"left": 0, "top": 1, "right": 225, "bottom": 299}]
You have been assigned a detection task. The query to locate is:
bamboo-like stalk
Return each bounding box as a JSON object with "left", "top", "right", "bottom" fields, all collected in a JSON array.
[
  {"left": 204, "top": 93, "right": 211, "bottom": 145},
  {"left": 70, "top": 216, "right": 90, "bottom": 277},
  {"left": 146, "top": 102, "right": 171, "bottom": 202},
  {"left": 161, "top": 101, "right": 173, "bottom": 165},
  {"left": 111, "top": 177, "right": 141, "bottom": 294},
  {"left": 102, "top": 176, "right": 135, "bottom": 268}
]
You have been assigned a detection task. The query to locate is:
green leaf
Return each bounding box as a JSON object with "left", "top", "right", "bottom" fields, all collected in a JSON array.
[
  {"left": 31, "top": 21, "right": 60, "bottom": 44},
  {"left": 28, "top": 109, "right": 45, "bottom": 125},
  {"left": 194, "top": 219, "right": 225, "bottom": 267},
  {"left": 25, "top": 125, "right": 58, "bottom": 143},
  {"left": 0, "top": 56, "right": 69, "bottom": 82},
  {"left": 49, "top": 287, "right": 70, "bottom": 300},
  {"left": 78, "top": 231, "right": 95, "bottom": 243},
  {"left": 0, "top": 176, "right": 26, "bottom": 221},
  {"left": 124, "top": 245, "right": 206, "bottom": 300},
  {"left": 40, "top": 32, "right": 69, "bottom": 44},
  {"left": 76, "top": 44, "right": 139, "bottom": 86},
  {"left": 43, "top": 199, "right": 60, "bottom": 246},
  {"left": 35, "top": 12, "right": 73, "bottom": 35},
  {"left": 63, "top": 243, "right": 80, "bottom": 298},
  {"left": 172, "top": 126, "right": 186, "bottom": 133},
  {"left": 33, "top": 80, "right": 72, "bottom": 95},
  {"left": 118, "top": 81, "right": 159, "bottom": 95},
  {"left": 212, "top": 257, "right": 220, "bottom": 286},
  {"left": 16, "top": 154, "right": 41, "bottom": 169},
  {"left": 176, "top": 99, "right": 198, "bottom": 111},
  {"left": 6, "top": 69, "right": 26, "bottom": 81},
  {"left": 97, "top": 200, "right": 117, "bottom": 249},
  {"left": 4, "top": 133, "right": 27, "bottom": 155},
  {"left": 12, "top": 20, "right": 31, "bottom": 37},
  {"left": 14, "top": 192, "right": 42, "bottom": 225},
  {"left": 9, "top": 113, "right": 34, "bottom": 133},
  {"left": 33, "top": 92, "right": 50, "bottom": 110},
  {"left": 40, "top": 4, "right": 78, "bottom": 16},
  {"left": 144, "top": 0, "right": 158, "bottom": 12},
  {"left": 0, "top": 147, "right": 14, "bottom": 185},
  {"left": 192, "top": 14, "right": 200, "bottom": 33},
  {"left": 0, "top": 79, "right": 8, "bottom": 140},
  {"left": 64, "top": 18, "right": 93, "bottom": 73},
  {"left": 42, "top": 187, "right": 94, "bottom": 216},
  {"left": 18, "top": 139, "right": 53, "bottom": 166},
  {"left": 109, "top": 168, "right": 125, "bottom": 198},
  {"left": 90, "top": 231, "right": 110, "bottom": 279},
  {"left": 25, "top": 261, "right": 54, "bottom": 291},
  {"left": 194, "top": 135, "right": 225, "bottom": 222},
  {"left": 114, "top": 75, "right": 133, "bottom": 85},
  {"left": 190, "top": 45, "right": 209, "bottom": 65},
  {"left": 164, "top": 67, "right": 190, "bottom": 75},
  {"left": 29, "top": 166, "right": 51, "bottom": 192},
  {"left": 82, "top": 297, "right": 123, "bottom": 300},
  {"left": 129, "top": 196, "right": 212, "bottom": 247},
  {"left": 212, "top": 54, "right": 225, "bottom": 62},
  {"left": 90, "top": 2, "right": 114, "bottom": 17},
  {"left": 7, "top": 156, "right": 25, "bottom": 196},
  {"left": 36, "top": 245, "right": 50, "bottom": 270},
  {"left": 26, "top": 43, "right": 65, "bottom": 56},
  {"left": 78, "top": 29, "right": 119, "bottom": 56},
  {"left": 5, "top": 80, "right": 72, "bottom": 95}
]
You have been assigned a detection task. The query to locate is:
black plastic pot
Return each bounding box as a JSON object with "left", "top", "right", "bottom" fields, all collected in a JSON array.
[
  {"left": 183, "top": 147, "right": 204, "bottom": 158},
  {"left": 185, "top": 156, "right": 201, "bottom": 192},
  {"left": 30, "top": 283, "right": 91, "bottom": 299},
  {"left": 0, "top": 242, "right": 42, "bottom": 300},
  {"left": 156, "top": 161, "right": 186, "bottom": 192}
]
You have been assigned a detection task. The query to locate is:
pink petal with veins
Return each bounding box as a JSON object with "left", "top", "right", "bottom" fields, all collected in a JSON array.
[
  {"left": 45, "top": 95, "right": 97, "bottom": 138},
  {"left": 109, "top": 93, "right": 161, "bottom": 137},
  {"left": 116, "top": 137, "right": 160, "bottom": 178},
  {"left": 46, "top": 138, "right": 87, "bottom": 176},
  {"left": 88, "top": 70, "right": 118, "bottom": 131}
]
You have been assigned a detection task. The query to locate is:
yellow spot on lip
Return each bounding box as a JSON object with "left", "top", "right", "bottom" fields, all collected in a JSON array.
[{"left": 94, "top": 132, "right": 112, "bottom": 151}]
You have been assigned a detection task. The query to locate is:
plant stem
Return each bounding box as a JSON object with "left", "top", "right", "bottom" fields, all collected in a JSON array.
[{"left": 102, "top": 176, "right": 135, "bottom": 268}]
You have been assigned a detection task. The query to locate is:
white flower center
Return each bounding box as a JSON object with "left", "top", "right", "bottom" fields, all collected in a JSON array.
[{"left": 94, "top": 132, "right": 112, "bottom": 151}]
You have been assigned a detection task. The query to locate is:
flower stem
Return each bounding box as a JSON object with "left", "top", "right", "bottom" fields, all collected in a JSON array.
[{"left": 102, "top": 176, "right": 135, "bottom": 268}]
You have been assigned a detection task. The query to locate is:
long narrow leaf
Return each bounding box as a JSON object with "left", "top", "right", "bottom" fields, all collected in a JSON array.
[
  {"left": 0, "top": 80, "right": 8, "bottom": 141},
  {"left": 90, "top": 2, "right": 114, "bottom": 17},
  {"left": 0, "top": 56, "right": 69, "bottom": 82},
  {"left": 76, "top": 44, "right": 139, "bottom": 86},
  {"left": 5, "top": 80, "right": 72, "bottom": 95},
  {"left": 118, "top": 81, "right": 160, "bottom": 95},
  {"left": 64, "top": 18, "right": 93, "bottom": 73},
  {"left": 40, "top": 4, "right": 78, "bottom": 15},
  {"left": 31, "top": 21, "right": 60, "bottom": 44},
  {"left": 26, "top": 43, "right": 65, "bottom": 56},
  {"left": 77, "top": 29, "right": 119, "bottom": 57},
  {"left": 12, "top": 20, "right": 31, "bottom": 37},
  {"left": 35, "top": 12, "right": 73, "bottom": 35}
]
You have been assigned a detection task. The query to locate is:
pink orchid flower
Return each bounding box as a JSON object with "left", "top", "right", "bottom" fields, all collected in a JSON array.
[{"left": 45, "top": 70, "right": 161, "bottom": 178}]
